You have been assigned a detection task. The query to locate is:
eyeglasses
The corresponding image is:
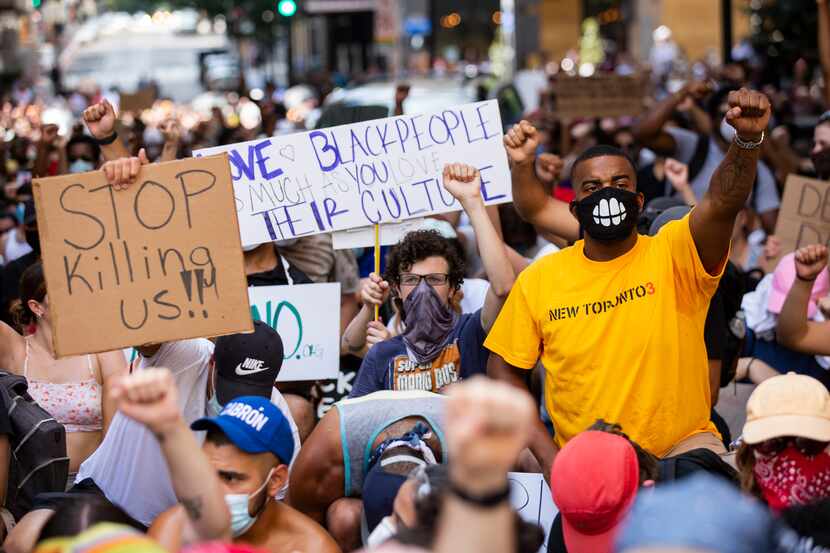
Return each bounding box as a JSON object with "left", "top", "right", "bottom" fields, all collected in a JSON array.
[
  {"left": 753, "top": 436, "right": 830, "bottom": 457},
  {"left": 399, "top": 273, "right": 449, "bottom": 287}
]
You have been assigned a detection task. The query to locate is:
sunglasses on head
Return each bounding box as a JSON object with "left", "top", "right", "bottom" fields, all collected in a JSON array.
[{"left": 753, "top": 436, "right": 830, "bottom": 457}]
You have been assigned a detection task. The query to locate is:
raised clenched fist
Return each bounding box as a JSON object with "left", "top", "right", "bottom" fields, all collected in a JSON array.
[
  {"left": 111, "top": 368, "right": 181, "bottom": 436},
  {"left": 503, "top": 120, "right": 539, "bottom": 167},
  {"left": 535, "top": 153, "right": 564, "bottom": 185},
  {"left": 442, "top": 162, "right": 482, "bottom": 205},
  {"left": 83, "top": 99, "right": 117, "bottom": 140},
  {"left": 794, "top": 244, "right": 829, "bottom": 282},
  {"left": 725, "top": 88, "right": 772, "bottom": 142}
]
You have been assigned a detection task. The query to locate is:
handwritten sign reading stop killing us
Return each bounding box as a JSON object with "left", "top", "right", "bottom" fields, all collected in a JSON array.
[
  {"left": 195, "top": 100, "right": 511, "bottom": 248},
  {"left": 33, "top": 154, "right": 253, "bottom": 357}
]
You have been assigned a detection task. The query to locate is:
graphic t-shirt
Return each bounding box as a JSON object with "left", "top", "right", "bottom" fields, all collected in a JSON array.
[
  {"left": 485, "top": 215, "right": 722, "bottom": 456},
  {"left": 349, "top": 310, "right": 487, "bottom": 397}
]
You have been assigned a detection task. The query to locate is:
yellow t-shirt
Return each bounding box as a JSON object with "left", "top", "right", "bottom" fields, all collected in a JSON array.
[{"left": 484, "top": 214, "right": 722, "bottom": 456}]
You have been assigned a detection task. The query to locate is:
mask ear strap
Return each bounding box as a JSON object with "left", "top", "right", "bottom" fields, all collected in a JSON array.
[{"left": 252, "top": 467, "right": 276, "bottom": 516}]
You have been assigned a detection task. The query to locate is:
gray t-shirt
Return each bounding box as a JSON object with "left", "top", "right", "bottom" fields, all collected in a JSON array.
[
  {"left": 336, "top": 390, "right": 446, "bottom": 497},
  {"left": 666, "top": 126, "right": 780, "bottom": 214}
]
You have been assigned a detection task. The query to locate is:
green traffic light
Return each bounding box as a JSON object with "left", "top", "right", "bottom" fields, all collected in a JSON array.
[
  {"left": 277, "top": 0, "right": 297, "bottom": 17},
  {"left": 32, "top": 0, "right": 41, "bottom": 7}
]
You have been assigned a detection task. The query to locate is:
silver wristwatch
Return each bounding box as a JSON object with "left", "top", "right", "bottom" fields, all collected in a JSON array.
[{"left": 733, "top": 131, "right": 765, "bottom": 150}]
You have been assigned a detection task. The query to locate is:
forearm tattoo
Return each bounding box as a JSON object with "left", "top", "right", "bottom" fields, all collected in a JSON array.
[
  {"left": 181, "top": 496, "right": 204, "bottom": 521},
  {"left": 712, "top": 146, "right": 758, "bottom": 208}
]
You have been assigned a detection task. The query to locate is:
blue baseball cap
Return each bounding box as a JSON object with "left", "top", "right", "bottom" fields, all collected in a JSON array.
[
  {"left": 192, "top": 396, "right": 294, "bottom": 464},
  {"left": 615, "top": 473, "right": 785, "bottom": 553}
]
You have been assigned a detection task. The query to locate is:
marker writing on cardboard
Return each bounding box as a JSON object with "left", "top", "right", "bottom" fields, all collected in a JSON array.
[{"left": 57, "top": 170, "right": 221, "bottom": 331}]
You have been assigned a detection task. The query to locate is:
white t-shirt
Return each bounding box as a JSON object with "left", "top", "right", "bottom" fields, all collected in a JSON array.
[
  {"left": 76, "top": 339, "right": 213, "bottom": 526},
  {"left": 76, "top": 339, "right": 302, "bottom": 525}
]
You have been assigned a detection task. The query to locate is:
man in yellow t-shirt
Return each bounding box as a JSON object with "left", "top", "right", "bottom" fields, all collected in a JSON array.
[{"left": 486, "top": 88, "right": 772, "bottom": 467}]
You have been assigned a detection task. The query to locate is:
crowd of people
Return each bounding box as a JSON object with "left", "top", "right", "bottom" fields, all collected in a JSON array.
[{"left": 3, "top": 11, "right": 830, "bottom": 553}]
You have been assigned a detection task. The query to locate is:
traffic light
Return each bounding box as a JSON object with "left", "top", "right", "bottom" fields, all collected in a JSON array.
[
  {"left": 277, "top": 0, "right": 297, "bottom": 17},
  {"left": 32, "top": 0, "right": 41, "bottom": 8}
]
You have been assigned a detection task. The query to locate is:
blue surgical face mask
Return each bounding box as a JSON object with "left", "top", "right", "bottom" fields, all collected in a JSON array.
[
  {"left": 225, "top": 468, "right": 273, "bottom": 537},
  {"left": 69, "top": 159, "right": 95, "bottom": 174}
]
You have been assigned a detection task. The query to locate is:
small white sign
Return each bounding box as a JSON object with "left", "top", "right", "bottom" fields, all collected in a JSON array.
[
  {"left": 331, "top": 218, "right": 428, "bottom": 250},
  {"left": 509, "top": 472, "right": 558, "bottom": 553},
  {"left": 248, "top": 283, "right": 341, "bottom": 382}
]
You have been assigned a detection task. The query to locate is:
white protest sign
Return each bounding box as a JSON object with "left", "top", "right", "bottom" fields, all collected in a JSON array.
[
  {"left": 195, "top": 100, "right": 511, "bottom": 247},
  {"left": 248, "top": 283, "right": 341, "bottom": 382},
  {"left": 509, "top": 472, "right": 558, "bottom": 553},
  {"left": 331, "top": 218, "right": 427, "bottom": 250}
]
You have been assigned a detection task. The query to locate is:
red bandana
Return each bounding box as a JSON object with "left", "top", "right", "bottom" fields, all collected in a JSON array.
[{"left": 753, "top": 446, "right": 830, "bottom": 512}]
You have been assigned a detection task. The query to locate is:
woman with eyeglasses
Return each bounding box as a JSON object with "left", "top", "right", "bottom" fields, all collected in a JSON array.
[
  {"left": 735, "top": 372, "right": 830, "bottom": 511},
  {"left": 347, "top": 163, "right": 517, "bottom": 398}
]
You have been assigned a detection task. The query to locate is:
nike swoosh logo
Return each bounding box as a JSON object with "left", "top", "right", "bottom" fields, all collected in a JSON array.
[{"left": 234, "top": 364, "right": 270, "bottom": 376}]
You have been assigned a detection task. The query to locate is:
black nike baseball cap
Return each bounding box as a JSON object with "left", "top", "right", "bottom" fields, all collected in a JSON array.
[{"left": 214, "top": 320, "right": 285, "bottom": 405}]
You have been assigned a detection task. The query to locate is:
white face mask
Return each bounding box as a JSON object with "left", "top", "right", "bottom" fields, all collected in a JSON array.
[
  {"left": 225, "top": 468, "right": 274, "bottom": 537},
  {"left": 720, "top": 117, "right": 736, "bottom": 143},
  {"left": 367, "top": 515, "right": 397, "bottom": 548}
]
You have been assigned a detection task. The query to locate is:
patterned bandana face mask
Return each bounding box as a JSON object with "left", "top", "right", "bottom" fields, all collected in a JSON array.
[{"left": 753, "top": 445, "right": 830, "bottom": 512}]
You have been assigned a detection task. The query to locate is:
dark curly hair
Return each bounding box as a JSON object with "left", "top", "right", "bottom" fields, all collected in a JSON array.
[
  {"left": 588, "top": 419, "right": 660, "bottom": 484},
  {"left": 10, "top": 261, "right": 46, "bottom": 329},
  {"left": 383, "top": 229, "right": 465, "bottom": 292}
]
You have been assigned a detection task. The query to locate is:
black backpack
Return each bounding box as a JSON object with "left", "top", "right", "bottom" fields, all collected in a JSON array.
[
  {"left": 658, "top": 448, "right": 738, "bottom": 484},
  {"left": 0, "top": 371, "right": 69, "bottom": 520},
  {"left": 718, "top": 262, "right": 754, "bottom": 388}
]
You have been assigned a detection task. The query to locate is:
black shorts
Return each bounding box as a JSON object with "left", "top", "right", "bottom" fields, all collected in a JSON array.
[{"left": 31, "top": 478, "right": 146, "bottom": 530}]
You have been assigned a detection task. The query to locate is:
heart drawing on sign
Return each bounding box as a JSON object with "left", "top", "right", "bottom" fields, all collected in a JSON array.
[{"left": 279, "top": 145, "right": 295, "bottom": 162}]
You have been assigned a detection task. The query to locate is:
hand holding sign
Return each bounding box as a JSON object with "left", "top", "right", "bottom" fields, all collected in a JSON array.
[
  {"left": 102, "top": 149, "right": 149, "bottom": 190},
  {"left": 442, "top": 163, "right": 481, "bottom": 205},
  {"left": 83, "top": 99, "right": 117, "bottom": 140},
  {"left": 366, "top": 320, "right": 391, "bottom": 349},
  {"left": 725, "top": 88, "right": 771, "bottom": 142},
  {"left": 503, "top": 121, "right": 538, "bottom": 167},
  {"left": 361, "top": 272, "right": 390, "bottom": 307},
  {"left": 794, "top": 244, "right": 829, "bottom": 282}
]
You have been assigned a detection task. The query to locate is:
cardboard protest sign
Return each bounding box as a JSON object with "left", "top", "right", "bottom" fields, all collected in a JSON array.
[
  {"left": 248, "top": 283, "right": 340, "bottom": 382},
  {"left": 552, "top": 74, "right": 645, "bottom": 119},
  {"left": 509, "top": 473, "right": 558, "bottom": 553},
  {"left": 195, "top": 100, "right": 511, "bottom": 248},
  {"left": 332, "top": 218, "right": 427, "bottom": 250},
  {"left": 33, "top": 154, "right": 253, "bottom": 357},
  {"left": 775, "top": 175, "right": 830, "bottom": 258},
  {"left": 119, "top": 88, "right": 156, "bottom": 114}
]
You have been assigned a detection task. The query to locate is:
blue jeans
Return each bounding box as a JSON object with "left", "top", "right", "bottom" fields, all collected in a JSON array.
[{"left": 743, "top": 329, "right": 830, "bottom": 389}]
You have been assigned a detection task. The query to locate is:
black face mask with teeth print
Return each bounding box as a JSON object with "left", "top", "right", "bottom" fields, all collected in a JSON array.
[{"left": 571, "top": 187, "right": 641, "bottom": 243}]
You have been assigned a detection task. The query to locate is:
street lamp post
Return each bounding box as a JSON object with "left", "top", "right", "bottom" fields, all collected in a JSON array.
[{"left": 721, "top": 0, "right": 733, "bottom": 64}]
